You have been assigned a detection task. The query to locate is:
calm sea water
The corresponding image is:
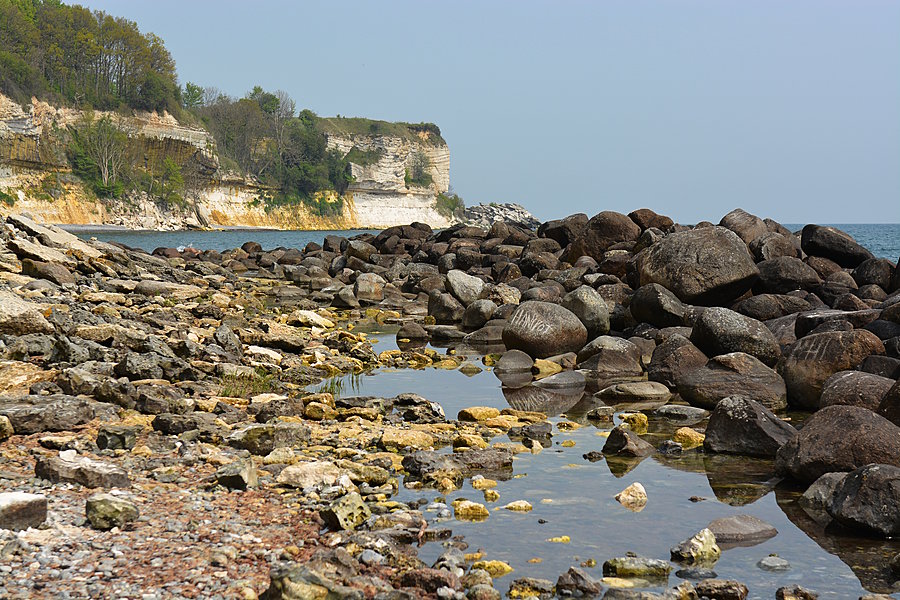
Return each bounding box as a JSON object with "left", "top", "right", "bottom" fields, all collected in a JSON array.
[
  {"left": 315, "top": 326, "right": 900, "bottom": 598},
  {"left": 68, "top": 223, "right": 900, "bottom": 259}
]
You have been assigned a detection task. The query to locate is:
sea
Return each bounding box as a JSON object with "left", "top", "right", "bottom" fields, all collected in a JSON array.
[{"left": 67, "top": 223, "right": 900, "bottom": 259}]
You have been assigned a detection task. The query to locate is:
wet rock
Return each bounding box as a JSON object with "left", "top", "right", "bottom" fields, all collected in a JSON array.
[
  {"left": 757, "top": 555, "right": 790, "bottom": 571},
  {"left": 397, "top": 321, "right": 429, "bottom": 341},
  {"left": 502, "top": 301, "right": 587, "bottom": 359},
  {"left": 798, "top": 472, "right": 846, "bottom": 518},
  {"left": 634, "top": 226, "right": 759, "bottom": 305},
  {"left": 615, "top": 482, "right": 647, "bottom": 511},
  {"left": 596, "top": 381, "right": 672, "bottom": 406},
  {"left": 321, "top": 492, "right": 370, "bottom": 531},
  {"left": 508, "top": 577, "right": 556, "bottom": 599},
  {"left": 677, "top": 352, "right": 787, "bottom": 411},
  {"left": 602, "top": 425, "right": 655, "bottom": 457},
  {"left": 703, "top": 396, "right": 796, "bottom": 457},
  {"left": 561, "top": 285, "right": 610, "bottom": 337},
  {"left": 670, "top": 528, "right": 720, "bottom": 564},
  {"left": 776, "top": 405, "right": 900, "bottom": 483},
  {"left": 602, "top": 556, "right": 671, "bottom": 578},
  {"left": 819, "top": 370, "right": 894, "bottom": 411},
  {"left": 694, "top": 579, "right": 748, "bottom": 600},
  {"left": 85, "top": 493, "right": 139, "bottom": 530},
  {"left": 0, "top": 291, "right": 54, "bottom": 335},
  {"left": 654, "top": 405, "right": 709, "bottom": 423},
  {"left": 629, "top": 283, "right": 686, "bottom": 328},
  {"left": 402, "top": 448, "right": 514, "bottom": 483},
  {"left": 827, "top": 464, "right": 900, "bottom": 537},
  {"left": 35, "top": 451, "right": 130, "bottom": 488},
  {"left": 216, "top": 458, "right": 258, "bottom": 490},
  {"left": 0, "top": 492, "right": 47, "bottom": 531},
  {"left": 706, "top": 514, "right": 777, "bottom": 547},
  {"left": 690, "top": 307, "right": 781, "bottom": 367},
  {"left": 801, "top": 224, "right": 874, "bottom": 268},
  {"left": 775, "top": 585, "right": 818, "bottom": 600},
  {"left": 555, "top": 566, "right": 601, "bottom": 596}
]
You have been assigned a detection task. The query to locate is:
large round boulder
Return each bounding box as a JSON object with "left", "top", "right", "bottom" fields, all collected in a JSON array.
[
  {"left": 576, "top": 336, "right": 644, "bottom": 378},
  {"left": 775, "top": 405, "right": 900, "bottom": 483},
  {"left": 565, "top": 211, "right": 641, "bottom": 262},
  {"left": 690, "top": 307, "right": 781, "bottom": 367},
  {"left": 778, "top": 330, "right": 885, "bottom": 410},
  {"left": 634, "top": 226, "right": 759, "bottom": 305},
  {"left": 827, "top": 464, "right": 900, "bottom": 537},
  {"left": 502, "top": 301, "right": 587, "bottom": 359},
  {"left": 677, "top": 352, "right": 787, "bottom": 411},
  {"left": 801, "top": 225, "right": 874, "bottom": 268},
  {"left": 538, "top": 213, "right": 589, "bottom": 247}
]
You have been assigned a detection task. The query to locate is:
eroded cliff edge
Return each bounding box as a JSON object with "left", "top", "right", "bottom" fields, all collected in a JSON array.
[{"left": 0, "top": 94, "right": 453, "bottom": 230}]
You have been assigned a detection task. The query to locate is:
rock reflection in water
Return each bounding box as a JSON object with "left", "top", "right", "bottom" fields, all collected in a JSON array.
[
  {"left": 500, "top": 374, "right": 586, "bottom": 417},
  {"left": 653, "top": 452, "right": 780, "bottom": 506},
  {"left": 776, "top": 486, "right": 900, "bottom": 594}
]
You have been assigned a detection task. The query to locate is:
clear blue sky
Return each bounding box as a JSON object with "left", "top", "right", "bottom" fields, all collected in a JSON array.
[{"left": 83, "top": 0, "right": 899, "bottom": 224}]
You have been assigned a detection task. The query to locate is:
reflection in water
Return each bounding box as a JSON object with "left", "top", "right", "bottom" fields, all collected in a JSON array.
[
  {"left": 776, "top": 486, "right": 900, "bottom": 594},
  {"left": 654, "top": 452, "right": 780, "bottom": 506},
  {"left": 502, "top": 384, "right": 586, "bottom": 417}
]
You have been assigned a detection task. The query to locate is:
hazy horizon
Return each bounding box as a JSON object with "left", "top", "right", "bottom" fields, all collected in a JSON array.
[{"left": 81, "top": 0, "right": 900, "bottom": 225}]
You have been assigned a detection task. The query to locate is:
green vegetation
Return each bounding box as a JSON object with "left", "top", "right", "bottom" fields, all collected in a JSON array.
[
  {"left": 315, "top": 116, "right": 444, "bottom": 146},
  {"left": 404, "top": 150, "right": 433, "bottom": 188},
  {"left": 344, "top": 146, "right": 383, "bottom": 167},
  {"left": 219, "top": 368, "right": 278, "bottom": 398},
  {"left": 0, "top": 0, "right": 181, "bottom": 113},
  {"left": 313, "top": 373, "right": 363, "bottom": 396},
  {"left": 0, "top": 189, "right": 15, "bottom": 206},
  {"left": 436, "top": 192, "right": 465, "bottom": 219},
  {"left": 0, "top": 2, "right": 447, "bottom": 215}
]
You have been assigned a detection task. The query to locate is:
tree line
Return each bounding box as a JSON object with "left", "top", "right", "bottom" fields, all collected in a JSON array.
[{"left": 0, "top": 0, "right": 180, "bottom": 113}]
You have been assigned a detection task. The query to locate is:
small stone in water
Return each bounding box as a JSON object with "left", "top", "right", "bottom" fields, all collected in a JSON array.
[
  {"left": 472, "top": 560, "right": 513, "bottom": 578},
  {"left": 547, "top": 535, "right": 570, "bottom": 543},
  {"left": 758, "top": 554, "right": 791, "bottom": 571},
  {"left": 483, "top": 490, "right": 500, "bottom": 502},
  {"left": 502, "top": 500, "right": 532, "bottom": 512},
  {"left": 453, "top": 499, "right": 489, "bottom": 521},
  {"left": 675, "top": 566, "right": 718, "bottom": 580},
  {"left": 615, "top": 482, "right": 647, "bottom": 511},
  {"left": 673, "top": 427, "right": 705, "bottom": 447}
]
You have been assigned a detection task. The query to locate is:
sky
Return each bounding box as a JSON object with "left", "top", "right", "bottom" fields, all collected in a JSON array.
[{"left": 82, "top": 0, "right": 899, "bottom": 224}]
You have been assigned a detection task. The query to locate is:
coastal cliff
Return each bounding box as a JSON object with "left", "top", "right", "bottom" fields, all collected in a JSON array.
[{"left": 0, "top": 93, "right": 453, "bottom": 229}]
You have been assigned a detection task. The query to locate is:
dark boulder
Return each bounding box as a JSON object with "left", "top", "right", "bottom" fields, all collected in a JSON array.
[
  {"left": 565, "top": 211, "right": 641, "bottom": 262},
  {"left": 755, "top": 257, "right": 822, "bottom": 294},
  {"left": 704, "top": 396, "right": 796, "bottom": 457},
  {"left": 629, "top": 283, "right": 686, "bottom": 328},
  {"left": 719, "top": 208, "right": 767, "bottom": 245},
  {"left": 560, "top": 285, "right": 610, "bottom": 338},
  {"left": 538, "top": 213, "right": 588, "bottom": 247},
  {"left": 776, "top": 405, "right": 900, "bottom": 483},
  {"left": 732, "top": 294, "right": 811, "bottom": 321},
  {"left": 779, "top": 329, "right": 885, "bottom": 409},
  {"left": 677, "top": 352, "right": 787, "bottom": 411},
  {"left": 502, "top": 301, "right": 587, "bottom": 359},
  {"left": 690, "top": 307, "right": 781, "bottom": 367},
  {"left": 634, "top": 226, "right": 758, "bottom": 305},
  {"left": 819, "top": 371, "right": 895, "bottom": 412},
  {"left": 828, "top": 464, "right": 900, "bottom": 537},
  {"left": 647, "top": 334, "right": 708, "bottom": 389},
  {"left": 801, "top": 224, "right": 874, "bottom": 268}
]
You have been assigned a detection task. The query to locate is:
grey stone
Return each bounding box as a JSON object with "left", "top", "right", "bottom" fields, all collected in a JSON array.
[
  {"left": 630, "top": 283, "right": 686, "bottom": 328},
  {"left": 321, "top": 492, "right": 370, "bottom": 531},
  {"left": 0, "top": 291, "right": 54, "bottom": 335},
  {"left": 216, "top": 458, "right": 258, "bottom": 490},
  {"left": 706, "top": 514, "right": 777, "bottom": 546},
  {"left": 35, "top": 452, "right": 130, "bottom": 488},
  {"left": 502, "top": 301, "right": 587, "bottom": 359},
  {"left": 827, "top": 464, "right": 900, "bottom": 537},
  {"left": 690, "top": 307, "right": 781, "bottom": 367},
  {"left": 677, "top": 352, "right": 787, "bottom": 411},
  {"left": 227, "top": 423, "right": 310, "bottom": 455},
  {"left": 561, "top": 285, "right": 610, "bottom": 337}
]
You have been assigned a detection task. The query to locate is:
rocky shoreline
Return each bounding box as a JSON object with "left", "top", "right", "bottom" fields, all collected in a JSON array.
[{"left": 0, "top": 208, "right": 898, "bottom": 599}]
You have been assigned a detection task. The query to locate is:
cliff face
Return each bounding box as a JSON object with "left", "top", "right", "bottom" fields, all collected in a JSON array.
[{"left": 0, "top": 94, "right": 453, "bottom": 229}]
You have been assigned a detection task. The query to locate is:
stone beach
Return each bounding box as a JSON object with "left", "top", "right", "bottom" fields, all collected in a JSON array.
[{"left": 0, "top": 207, "right": 899, "bottom": 599}]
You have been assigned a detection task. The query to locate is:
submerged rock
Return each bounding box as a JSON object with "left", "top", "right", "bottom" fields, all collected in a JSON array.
[{"left": 703, "top": 396, "right": 796, "bottom": 458}]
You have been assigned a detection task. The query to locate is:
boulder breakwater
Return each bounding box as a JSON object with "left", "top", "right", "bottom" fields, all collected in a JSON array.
[{"left": 0, "top": 208, "right": 899, "bottom": 599}]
